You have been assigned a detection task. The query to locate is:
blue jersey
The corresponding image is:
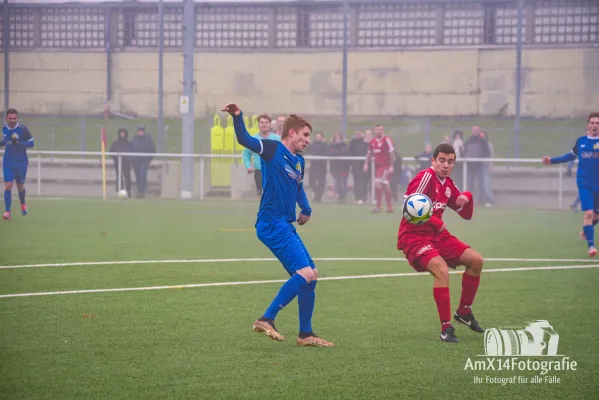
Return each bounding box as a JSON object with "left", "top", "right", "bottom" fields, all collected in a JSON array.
[
  {"left": 1, "top": 124, "right": 34, "bottom": 166},
  {"left": 233, "top": 113, "right": 311, "bottom": 223},
  {"left": 551, "top": 135, "right": 599, "bottom": 188}
]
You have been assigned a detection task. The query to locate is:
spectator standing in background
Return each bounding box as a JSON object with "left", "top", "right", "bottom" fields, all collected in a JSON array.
[
  {"left": 390, "top": 150, "right": 403, "bottom": 204},
  {"left": 348, "top": 130, "right": 369, "bottom": 204},
  {"left": 131, "top": 127, "right": 156, "bottom": 198},
  {"left": 463, "top": 126, "right": 491, "bottom": 205},
  {"left": 415, "top": 143, "right": 433, "bottom": 172},
  {"left": 109, "top": 128, "right": 132, "bottom": 198},
  {"left": 308, "top": 132, "right": 328, "bottom": 203},
  {"left": 243, "top": 114, "right": 280, "bottom": 196},
  {"left": 275, "top": 115, "right": 286, "bottom": 137},
  {"left": 329, "top": 133, "right": 350, "bottom": 204}
]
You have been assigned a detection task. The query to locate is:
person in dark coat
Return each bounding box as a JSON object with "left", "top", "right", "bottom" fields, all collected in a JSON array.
[
  {"left": 415, "top": 143, "right": 433, "bottom": 172},
  {"left": 348, "top": 130, "right": 369, "bottom": 203},
  {"left": 463, "top": 126, "right": 491, "bottom": 204},
  {"left": 109, "top": 128, "right": 132, "bottom": 198},
  {"left": 329, "top": 133, "right": 350, "bottom": 204},
  {"left": 130, "top": 126, "right": 156, "bottom": 198},
  {"left": 308, "top": 132, "right": 328, "bottom": 203},
  {"left": 390, "top": 150, "right": 403, "bottom": 204}
]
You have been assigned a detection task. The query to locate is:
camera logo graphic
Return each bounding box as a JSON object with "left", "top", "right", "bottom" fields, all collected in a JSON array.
[{"left": 484, "top": 320, "right": 560, "bottom": 356}]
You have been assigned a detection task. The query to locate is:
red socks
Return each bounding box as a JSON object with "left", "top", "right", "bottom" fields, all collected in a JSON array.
[
  {"left": 458, "top": 273, "right": 480, "bottom": 316},
  {"left": 433, "top": 287, "right": 452, "bottom": 331},
  {"left": 433, "top": 274, "right": 481, "bottom": 332}
]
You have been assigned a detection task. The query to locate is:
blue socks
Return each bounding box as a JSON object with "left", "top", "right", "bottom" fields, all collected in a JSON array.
[
  {"left": 583, "top": 225, "right": 595, "bottom": 248},
  {"left": 18, "top": 189, "right": 26, "bottom": 205},
  {"left": 263, "top": 274, "right": 308, "bottom": 320},
  {"left": 298, "top": 281, "right": 317, "bottom": 333},
  {"left": 4, "top": 190, "right": 11, "bottom": 213}
]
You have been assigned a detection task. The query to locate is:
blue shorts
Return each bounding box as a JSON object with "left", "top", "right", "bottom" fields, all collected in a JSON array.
[
  {"left": 3, "top": 164, "right": 27, "bottom": 184},
  {"left": 256, "top": 220, "right": 315, "bottom": 275},
  {"left": 578, "top": 185, "right": 599, "bottom": 213}
]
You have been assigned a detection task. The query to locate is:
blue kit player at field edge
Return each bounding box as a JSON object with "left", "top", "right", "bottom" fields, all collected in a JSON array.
[
  {"left": 222, "top": 103, "right": 334, "bottom": 347},
  {"left": 1, "top": 109, "right": 34, "bottom": 220},
  {"left": 543, "top": 112, "right": 599, "bottom": 257}
]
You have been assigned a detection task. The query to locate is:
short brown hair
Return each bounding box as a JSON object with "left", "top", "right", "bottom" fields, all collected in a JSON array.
[
  {"left": 281, "top": 114, "right": 312, "bottom": 139},
  {"left": 588, "top": 112, "right": 599, "bottom": 122},
  {"left": 258, "top": 114, "right": 271, "bottom": 123},
  {"left": 433, "top": 143, "right": 456, "bottom": 159},
  {"left": 5, "top": 108, "right": 18, "bottom": 117}
]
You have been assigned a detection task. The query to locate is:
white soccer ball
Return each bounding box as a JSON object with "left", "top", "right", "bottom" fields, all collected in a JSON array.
[
  {"left": 403, "top": 193, "right": 433, "bottom": 224},
  {"left": 117, "top": 190, "right": 128, "bottom": 199}
]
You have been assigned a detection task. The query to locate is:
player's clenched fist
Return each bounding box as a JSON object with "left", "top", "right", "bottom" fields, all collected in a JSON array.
[
  {"left": 455, "top": 194, "right": 470, "bottom": 208},
  {"left": 541, "top": 156, "right": 551, "bottom": 165},
  {"left": 297, "top": 213, "right": 310, "bottom": 225},
  {"left": 222, "top": 103, "right": 241, "bottom": 116}
]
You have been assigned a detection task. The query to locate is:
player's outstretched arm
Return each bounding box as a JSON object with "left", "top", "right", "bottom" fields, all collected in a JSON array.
[
  {"left": 222, "top": 104, "right": 262, "bottom": 154},
  {"left": 543, "top": 153, "right": 575, "bottom": 165}
]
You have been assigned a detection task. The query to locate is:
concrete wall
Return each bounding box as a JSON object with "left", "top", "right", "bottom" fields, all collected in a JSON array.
[{"left": 7, "top": 47, "right": 598, "bottom": 118}]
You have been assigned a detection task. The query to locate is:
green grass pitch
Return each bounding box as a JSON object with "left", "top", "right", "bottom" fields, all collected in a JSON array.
[{"left": 0, "top": 199, "right": 598, "bottom": 399}]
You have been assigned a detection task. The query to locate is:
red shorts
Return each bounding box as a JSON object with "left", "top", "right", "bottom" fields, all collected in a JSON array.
[
  {"left": 399, "top": 231, "right": 470, "bottom": 272},
  {"left": 375, "top": 166, "right": 391, "bottom": 184}
]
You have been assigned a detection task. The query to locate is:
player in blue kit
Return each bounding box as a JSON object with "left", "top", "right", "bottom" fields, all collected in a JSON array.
[
  {"left": 222, "top": 103, "right": 334, "bottom": 347},
  {"left": 1, "top": 109, "right": 34, "bottom": 220},
  {"left": 543, "top": 112, "right": 599, "bottom": 257}
]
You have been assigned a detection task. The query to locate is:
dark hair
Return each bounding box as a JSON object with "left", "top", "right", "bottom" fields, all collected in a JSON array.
[
  {"left": 258, "top": 114, "right": 271, "bottom": 123},
  {"left": 452, "top": 129, "right": 463, "bottom": 140},
  {"left": 588, "top": 112, "right": 599, "bottom": 122},
  {"left": 433, "top": 143, "right": 456, "bottom": 159},
  {"left": 5, "top": 108, "right": 18, "bottom": 117}
]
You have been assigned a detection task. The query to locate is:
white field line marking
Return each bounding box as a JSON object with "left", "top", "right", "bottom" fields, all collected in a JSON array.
[
  {"left": 0, "top": 257, "right": 597, "bottom": 270},
  {"left": 0, "top": 264, "right": 597, "bottom": 299}
]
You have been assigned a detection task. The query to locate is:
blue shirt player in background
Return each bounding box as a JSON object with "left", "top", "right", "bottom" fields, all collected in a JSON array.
[
  {"left": 543, "top": 112, "right": 599, "bottom": 257},
  {"left": 1, "top": 108, "right": 34, "bottom": 220},
  {"left": 222, "top": 103, "right": 334, "bottom": 347}
]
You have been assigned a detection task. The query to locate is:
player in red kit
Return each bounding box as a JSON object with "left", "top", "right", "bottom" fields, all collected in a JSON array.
[
  {"left": 397, "top": 143, "right": 485, "bottom": 343},
  {"left": 363, "top": 124, "right": 395, "bottom": 213}
]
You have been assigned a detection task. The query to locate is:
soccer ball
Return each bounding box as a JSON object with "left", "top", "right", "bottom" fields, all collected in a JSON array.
[
  {"left": 403, "top": 193, "right": 433, "bottom": 224},
  {"left": 117, "top": 190, "right": 128, "bottom": 199}
]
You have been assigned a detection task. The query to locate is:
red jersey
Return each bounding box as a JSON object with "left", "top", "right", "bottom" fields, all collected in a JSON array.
[
  {"left": 397, "top": 168, "right": 473, "bottom": 247},
  {"left": 368, "top": 136, "right": 395, "bottom": 167}
]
